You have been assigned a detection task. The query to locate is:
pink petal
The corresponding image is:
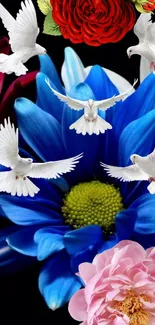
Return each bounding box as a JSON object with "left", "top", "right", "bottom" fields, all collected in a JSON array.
[
  {"left": 105, "top": 289, "right": 120, "bottom": 302},
  {"left": 112, "top": 316, "right": 129, "bottom": 325},
  {"left": 79, "top": 262, "right": 96, "bottom": 284},
  {"left": 68, "top": 289, "right": 87, "bottom": 321}
]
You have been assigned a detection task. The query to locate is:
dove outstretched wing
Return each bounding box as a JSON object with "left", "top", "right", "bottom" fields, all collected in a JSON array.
[
  {"left": 0, "top": 118, "right": 19, "bottom": 168},
  {"left": 134, "top": 13, "right": 152, "bottom": 43},
  {"left": 147, "top": 148, "right": 155, "bottom": 162},
  {"left": 45, "top": 78, "right": 86, "bottom": 110},
  {"left": 28, "top": 153, "right": 83, "bottom": 179},
  {"left": 0, "top": 3, "right": 16, "bottom": 32},
  {"left": 0, "top": 0, "right": 39, "bottom": 53},
  {"left": 101, "top": 162, "right": 148, "bottom": 182},
  {"left": 94, "top": 80, "right": 137, "bottom": 111},
  {"left": 146, "top": 23, "right": 155, "bottom": 47}
]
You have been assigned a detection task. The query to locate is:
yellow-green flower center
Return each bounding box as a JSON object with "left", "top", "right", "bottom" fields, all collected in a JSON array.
[{"left": 62, "top": 180, "right": 124, "bottom": 233}]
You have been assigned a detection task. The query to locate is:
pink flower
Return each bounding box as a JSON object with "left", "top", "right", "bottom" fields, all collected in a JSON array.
[{"left": 69, "top": 241, "right": 155, "bottom": 325}]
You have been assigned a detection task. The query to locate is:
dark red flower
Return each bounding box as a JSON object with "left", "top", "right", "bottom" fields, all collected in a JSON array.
[
  {"left": 50, "top": 0, "right": 136, "bottom": 46},
  {"left": 0, "top": 71, "right": 38, "bottom": 123},
  {"left": 0, "top": 37, "right": 10, "bottom": 95}
]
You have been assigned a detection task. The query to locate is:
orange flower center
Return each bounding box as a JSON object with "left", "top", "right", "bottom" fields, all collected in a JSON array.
[{"left": 114, "top": 291, "right": 151, "bottom": 325}]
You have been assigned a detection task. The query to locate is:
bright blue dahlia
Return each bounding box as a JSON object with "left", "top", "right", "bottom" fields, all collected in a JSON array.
[{"left": 1, "top": 48, "right": 155, "bottom": 309}]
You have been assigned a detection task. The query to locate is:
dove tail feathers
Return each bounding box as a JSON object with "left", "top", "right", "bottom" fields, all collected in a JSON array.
[
  {"left": 147, "top": 181, "right": 155, "bottom": 194},
  {"left": 0, "top": 171, "right": 40, "bottom": 197},
  {"left": 0, "top": 54, "right": 28, "bottom": 76},
  {"left": 69, "top": 115, "right": 112, "bottom": 136}
]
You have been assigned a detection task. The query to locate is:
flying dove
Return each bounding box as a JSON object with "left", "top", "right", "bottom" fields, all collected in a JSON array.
[
  {"left": 0, "top": 0, "right": 47, "bottom": 76},
  {"left": 0, "top": 118, "right": 83, "bottom": 197},
  {"left": 101, "top": 150, "right": 155, "bottom": 194},
  {"left": 45, "top": 78, "right": 137, "bottom": 136}
]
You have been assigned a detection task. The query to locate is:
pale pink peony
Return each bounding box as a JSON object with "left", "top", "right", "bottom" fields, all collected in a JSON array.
[{"left": 69, "top": 240, "right": 155, "bottom": 325}]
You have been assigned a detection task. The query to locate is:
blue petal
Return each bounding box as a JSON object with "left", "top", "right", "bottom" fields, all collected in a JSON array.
[
  {"left": 130, "top": 194, "right": 155, "bottom": 248},
  {"left": 84, "top": 66, "right": 121, "bottom": 169},
  {"left": 36, "top": 72, "right": 64, "bottom": 123},
  {"left": 70, "top": 245, "right": 97, "bottom": 273},
  {"left": 85, "top": 65, "right": 119, "bottom": 100},
  {"left": 112, "top": 73, "right": 155, "bottom": 140},
  {"left": 62, "top": 83, "right": 99, "bottom": 182},
  {"left": 64, "top": 225, "right": 103, "bottom": 255},
  {"left": 0, "top": 227, "right": 35, "bottom": 274},
  {"left": 34, "top": 228, "right": 65, "bottom": 261},
  {"left": 97, "top": 236, "right": 117, "bottom": 253},
  {"left": 6, "top": 225, "right": 40, "bottom": 256},
  {"left": 0, "top": 245, "right": 34, "bottom": 275},
  {"left": 118, "top": 109, "right": 155, "bottom": 204},
  {"left": 39, "top": 54, "right": 64, "bottom": 93},
  {"left": 39, "top": 250, "right": 81, "bottom": 309},
  {"left": 14, "top": 98, "right": 67, "bottom": 161},
  {"left": 115, "top": 209, "right": 137, "bottom": 241},
  {"left": 61, "top": 47, "right": 86, "bottom": 92},
  {"left": 0, "top": 195, "right": 63, "bottom": 225}
]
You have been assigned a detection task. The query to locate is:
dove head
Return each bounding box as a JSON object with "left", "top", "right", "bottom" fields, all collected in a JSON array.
[
  {"left": 36, "top": 44, "right": 47, "bottom": 56},
  {"left": 130, "top": 154, "right": 140, "bottom": 164},
  {"left": 22, "top": 158, "right": 33, "bottom": 165},
  {"left": 127, "top": 47, "right": 136, "bottom": 58},
  {"left": 88, "top": 99, "right": 94, "bottom": 108}
]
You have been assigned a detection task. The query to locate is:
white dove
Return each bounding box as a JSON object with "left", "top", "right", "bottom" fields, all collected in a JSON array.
[
  {"left": 0, "top": 0, "right": 47, "bottom": 76},
  {"left": 100, "top": 149, "right": 155, "bottom": 194},
  {"left": 0, "top": 118, "right": 83, "bottom": 197},
  {"left": 127, "top": 13, "right": 155, "bottom": 71},
  {"left": 45, "top": 78, "right": 137, "bottom": 136}
]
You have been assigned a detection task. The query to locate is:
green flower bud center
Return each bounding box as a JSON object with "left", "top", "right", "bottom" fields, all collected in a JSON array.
[{"left": 62, "top": 181, "right": 124, "bottom": 233}]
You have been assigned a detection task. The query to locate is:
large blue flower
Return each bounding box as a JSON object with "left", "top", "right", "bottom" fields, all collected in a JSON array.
[{"left": 1, "top": 47, "right": 155, "bottom": 309}]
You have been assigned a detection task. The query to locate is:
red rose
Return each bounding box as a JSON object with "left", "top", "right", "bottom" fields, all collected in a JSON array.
[{"left": 50, "top": 0, "right": 136, "bottom": 46}]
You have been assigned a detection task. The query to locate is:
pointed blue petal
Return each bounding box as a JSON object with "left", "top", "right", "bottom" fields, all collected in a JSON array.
[
  {"left": 84, "top": 66, "right": 121, "bottom": 169},
  {"left": 34, "top": 228, "right": 65, "bottom": 261},
  {"left": 6, "top": 225, "right": 40, "bottom": 256},
  {"left": 14, "top": 98, "right": 66, "bottom": 161},
  {"left": 118, "top": 109, "right": 155, "bottom": 205},
  {"left": 130, "top": 194, "right": 155, "bottom": 248},
  {"left": 70, "top": 245, "right": 97, "bottom": 273},
  {"left": 61, "top": 47, "right": 86, "bottom": 92},
  {"left": 39, "top": 250, "right": 81, "bottom": 309},
  {"left": 36, "top": 72, "right": 64, "bottom": 123},
  {"left": 62, "top": 83, "right": 99, "bottom": 182},
  {"left": 112, "top": 73, "right": 155, "bottom": 140},
  {"left": 85, "top": 65, "right": 119, "bottom": 100},
  {"left": 115, "top": 209, "right": 137, "bottom": 241},
  {"left": 0, "top": 195, "right": 63, "bottom": 225},
  {"left": 64, "top": 225, "right": 103, "bottom": 255},
  {"left": 39, "top": 54, "right": 64, "bottom": 93}
]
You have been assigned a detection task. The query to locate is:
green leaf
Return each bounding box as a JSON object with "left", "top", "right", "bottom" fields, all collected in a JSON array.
[
  {"left": 43, "top": 10, "right": 62, "bottom": 36},
  {"left": 37, "top": 0, "right": 51, "bottom": 15}
]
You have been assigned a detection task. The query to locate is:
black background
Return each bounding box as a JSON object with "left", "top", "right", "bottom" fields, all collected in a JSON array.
[{"left": 0, "top": 1, "right": 140, "bottom": 324}]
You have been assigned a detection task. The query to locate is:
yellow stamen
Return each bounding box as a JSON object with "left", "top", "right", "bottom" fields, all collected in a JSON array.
[
  {"left": 114, "top": 291, "right": 151, "bottom": 325},
  {"left": 62, "top": 180, "right": 124, "bottom": 232}
]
